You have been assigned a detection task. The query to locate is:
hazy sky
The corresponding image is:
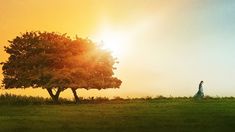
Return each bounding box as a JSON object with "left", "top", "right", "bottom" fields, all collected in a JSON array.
[{"left": 0, "top": 0, "right": 235, "bottom": 98}]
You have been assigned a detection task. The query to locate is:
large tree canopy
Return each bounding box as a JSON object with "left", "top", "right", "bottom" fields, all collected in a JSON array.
[{"left": 1, "top": 31, "right": 122, "bottom": 103}]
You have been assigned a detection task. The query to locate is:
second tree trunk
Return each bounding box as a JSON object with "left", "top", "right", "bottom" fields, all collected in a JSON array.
[{"left": 71, "top": 88, "right": 79, "bottom": 103}]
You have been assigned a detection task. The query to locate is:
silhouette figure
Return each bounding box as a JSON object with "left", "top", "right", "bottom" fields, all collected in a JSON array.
[{"left": 194, "top": 81, "right": 204, "bottom": 99}]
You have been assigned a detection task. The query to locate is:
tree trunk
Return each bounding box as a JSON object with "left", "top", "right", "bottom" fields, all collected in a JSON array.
[
  {"left": 71, "top": 88, "right": 79, "bottom": 103},
  {"left": 46, "top": 88, "right": 61, "bottom": 103}
]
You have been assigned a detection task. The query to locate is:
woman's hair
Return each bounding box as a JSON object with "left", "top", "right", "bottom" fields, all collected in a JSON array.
[
  {"left": 200, "top": 81, "right": 204, "bottom": 83},
  {"left": 199, "top": 81, "right": 204, "bottom": 88}
]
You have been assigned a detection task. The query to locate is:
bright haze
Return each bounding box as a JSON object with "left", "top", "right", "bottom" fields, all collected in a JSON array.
[{"left": 0, "top": 0, "right": 235, "bottom": 98}]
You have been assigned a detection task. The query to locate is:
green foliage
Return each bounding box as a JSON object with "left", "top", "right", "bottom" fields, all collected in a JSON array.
[
  {"left": 1, "top": 31, "right": 122, "bottom": 102},
  {"left": 1, "top": 93, "right": 235, "bottom": 105},
  {"left": 0, "top": 94, "right": 71, "bottom": 105},
  {"left": 2, "top": 31, "right": 121, "bottom": 89}
]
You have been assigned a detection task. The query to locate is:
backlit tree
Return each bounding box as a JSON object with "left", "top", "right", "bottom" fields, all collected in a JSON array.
[{"left": 1, "top": 31, "right": 122, "bottom": 103}]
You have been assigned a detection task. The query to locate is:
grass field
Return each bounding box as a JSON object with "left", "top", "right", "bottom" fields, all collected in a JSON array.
[{"left": 0, "top": 95, "right": 235, "bottom": 132}]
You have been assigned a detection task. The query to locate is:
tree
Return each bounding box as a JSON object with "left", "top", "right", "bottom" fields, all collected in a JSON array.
[{"left": 1, "top": 31, "right": 122, "bottom": 103}]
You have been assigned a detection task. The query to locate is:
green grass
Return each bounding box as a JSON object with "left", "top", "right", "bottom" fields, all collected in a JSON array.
[{"left": 0, "top": 95, "right": 235, "bottom": 132}]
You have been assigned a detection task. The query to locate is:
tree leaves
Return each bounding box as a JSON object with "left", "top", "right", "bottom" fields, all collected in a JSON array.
[{"left": 2, "top": 31, "right": 122, "bottom": 90}]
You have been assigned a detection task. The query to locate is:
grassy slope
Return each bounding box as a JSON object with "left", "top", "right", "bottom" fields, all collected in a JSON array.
[{"left": 0, "top": 99, "right": 235, "bottom": 132}]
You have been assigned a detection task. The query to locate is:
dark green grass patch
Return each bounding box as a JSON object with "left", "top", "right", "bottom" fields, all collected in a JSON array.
[{"left": 0, "top": 94, "right": 235, "bottom": 132}]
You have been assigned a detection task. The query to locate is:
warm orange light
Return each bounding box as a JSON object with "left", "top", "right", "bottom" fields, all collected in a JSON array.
[{"left": 98, "top": 29, "right": 126, "bottom": 57}]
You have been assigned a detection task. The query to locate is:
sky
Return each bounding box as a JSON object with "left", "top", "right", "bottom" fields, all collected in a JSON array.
[{"left": 0, "top": 0, "right": 235, "bottom": 98}]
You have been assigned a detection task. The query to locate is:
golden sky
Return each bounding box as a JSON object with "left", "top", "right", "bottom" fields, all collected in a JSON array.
[{"left": 1, "top": 0, "right": 235, "bottom": 98}]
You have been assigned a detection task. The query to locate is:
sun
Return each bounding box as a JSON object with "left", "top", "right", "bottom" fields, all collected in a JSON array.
[
  {"left": 100, "top": 32, "right": 123, "bottom": 54},
  {"left": 94, "top": 29, "right": 128, "bottom": 57}
]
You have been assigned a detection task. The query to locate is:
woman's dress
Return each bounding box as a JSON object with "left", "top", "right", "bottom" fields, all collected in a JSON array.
[{"left": 194, "top": 84, "right": 204, "bottom": 99}]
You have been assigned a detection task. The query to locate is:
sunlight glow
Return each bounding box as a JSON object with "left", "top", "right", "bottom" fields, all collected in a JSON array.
[
  {"left": 98, "top": 30, "right": 126, "bottom": 57},
  {"left": 93, "top": 16, "right": 156, "bottom": 58}
]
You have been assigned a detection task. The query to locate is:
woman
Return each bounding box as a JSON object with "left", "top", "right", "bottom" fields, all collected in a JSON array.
[{"left": 194, "top": 81, "right": 204, "bottom": 99}]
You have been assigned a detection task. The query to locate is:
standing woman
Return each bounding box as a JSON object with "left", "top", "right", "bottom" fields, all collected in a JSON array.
[{"left": 194, "top": 81, "right": 204, "bottom": 99}]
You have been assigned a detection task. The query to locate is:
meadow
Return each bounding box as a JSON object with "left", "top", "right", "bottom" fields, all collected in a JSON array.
[{"left": 0, "top": 94, "right": 235, "bottom": 132}]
